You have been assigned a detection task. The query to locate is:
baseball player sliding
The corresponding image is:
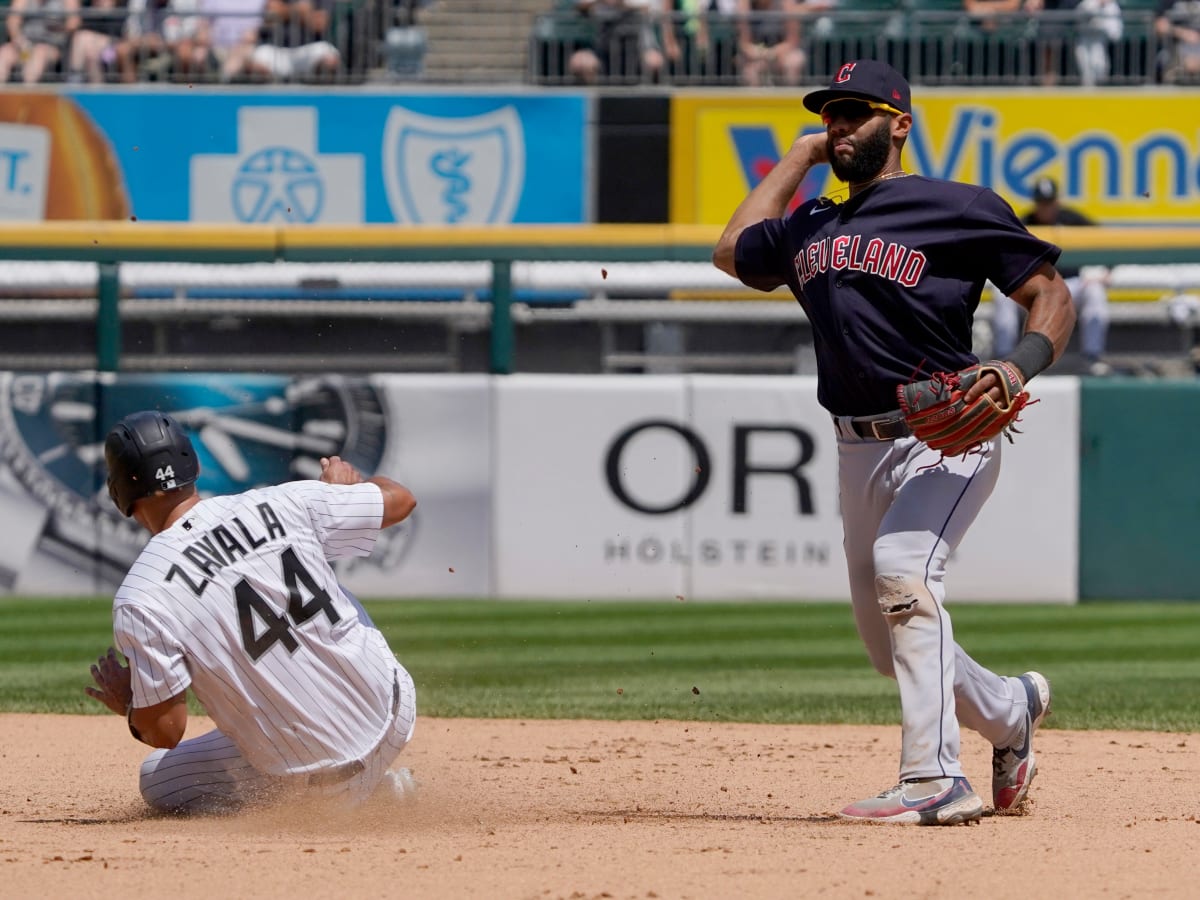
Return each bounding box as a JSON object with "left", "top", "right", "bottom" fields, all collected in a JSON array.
[
  {"left": 86, "top": 410, "right": 418, "bottom": 814},
  {"left": 714, "top": 60, "right": 1077, "bottom": 824}
]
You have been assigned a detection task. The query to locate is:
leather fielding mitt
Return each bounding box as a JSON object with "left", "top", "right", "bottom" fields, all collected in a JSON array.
[{"left": 896, "top": 360, "right": 1031, "bottom": 458}]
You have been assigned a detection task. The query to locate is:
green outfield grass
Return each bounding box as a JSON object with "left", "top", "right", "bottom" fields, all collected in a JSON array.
[{"left": 2, "top": 598, "right": 1198, "bottom": 731}]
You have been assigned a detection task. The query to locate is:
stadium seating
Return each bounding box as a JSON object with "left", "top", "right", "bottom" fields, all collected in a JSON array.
[{"left": 526, "top": 1, "right": 1166, "bottom": 86}]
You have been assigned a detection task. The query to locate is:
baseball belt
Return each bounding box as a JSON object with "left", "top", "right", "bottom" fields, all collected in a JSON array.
[
  {"left": 834, "top": 411, "right": 912, "bottom": 441},
  {"left": 306, "top": 672, "right": 401, "bottom": 788}
]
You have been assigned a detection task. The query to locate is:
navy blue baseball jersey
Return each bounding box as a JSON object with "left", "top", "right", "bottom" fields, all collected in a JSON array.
[{"left": 735, "top": 174, "right": 1061, "bottom": 416}]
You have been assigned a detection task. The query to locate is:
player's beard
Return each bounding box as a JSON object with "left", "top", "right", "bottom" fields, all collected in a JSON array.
[{"left": 827, "top": 117, "right": 894, "bottom": 184}]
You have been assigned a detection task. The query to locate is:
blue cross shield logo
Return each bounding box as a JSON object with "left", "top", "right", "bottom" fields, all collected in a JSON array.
[
  {"left": 190, "top": 107, "right": 364, "bottom": 223},
  {"left": 382, "top": 106, "right": 524, "bottom": 224}
]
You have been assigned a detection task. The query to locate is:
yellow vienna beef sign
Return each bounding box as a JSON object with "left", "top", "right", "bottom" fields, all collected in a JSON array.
[{"left": 671, "top": 91, "right": 1200, "bottom": 225}]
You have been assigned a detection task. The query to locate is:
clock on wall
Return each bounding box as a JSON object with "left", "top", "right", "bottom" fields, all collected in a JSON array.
[{"left": 0, "top": 372, "right": 404, "bottom": 588}]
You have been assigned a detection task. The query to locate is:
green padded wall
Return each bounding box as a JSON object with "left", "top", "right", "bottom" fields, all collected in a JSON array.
[{"left": 1080, "top": 379, "right": 1200, "bottom": 600}]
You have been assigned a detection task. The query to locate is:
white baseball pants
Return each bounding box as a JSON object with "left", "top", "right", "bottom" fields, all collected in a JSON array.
[
  {"left": 137, "top": 664, "right": 417, "bottom": 814},
  {"left": 834, "top": 421, "right": 1034, "bottom": 782}
]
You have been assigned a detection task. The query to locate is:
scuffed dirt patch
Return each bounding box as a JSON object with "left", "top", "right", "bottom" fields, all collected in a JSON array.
[{"left": 1, "top": 715, "right": 1197, "bottom": 898}]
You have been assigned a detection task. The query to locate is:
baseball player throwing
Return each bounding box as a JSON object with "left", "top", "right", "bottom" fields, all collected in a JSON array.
[
  {"left": 713, "top": 60, "right": 1076, "bottom": 824},
  {"left": 86, "top": 410, "right": 417, "bottom": 814}
]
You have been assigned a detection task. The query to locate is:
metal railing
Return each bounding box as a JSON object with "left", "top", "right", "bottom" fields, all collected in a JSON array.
[
  {"left": 1, "top": 223, "right": 1200, "bottom": 376},
  {"left": 530, "top": 8, "right": 1171, "bottom": 88},
  {"left": 0, "top": 5, "right": 1180, "bottom": 87}
]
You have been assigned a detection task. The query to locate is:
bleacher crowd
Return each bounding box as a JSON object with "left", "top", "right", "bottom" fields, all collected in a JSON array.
[
  {"left": 533, "top": 0, "right": 1200, "bottom": 87},
  {"left": 0, "top": 0, "right": 387, "bottom": 83},
  {"left": 4, "top": 0, "right": 1200, "bottom": 85}
]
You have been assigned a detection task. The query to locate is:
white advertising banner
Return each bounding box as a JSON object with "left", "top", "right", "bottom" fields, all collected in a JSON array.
[
  {"left": 337, "top": 374, "right": 492, "bottom": 598},
  {"left": 0, "top": 372, "right": 1076, "bottom": 602},
  {"left": 684, "top": 377, "right": 847, "bottom": 599},
  {"left": 492, "top": 376, "right": 689, "bottom": 599},
  {"left": 0, "top": 372, "right": 493, "bottom": 599},
  {"left": 492, "top": 375, "right": 1079, "bottom": 603},
  {"left": 956, "top": 375, "right": 1079, "bottom": 601}
]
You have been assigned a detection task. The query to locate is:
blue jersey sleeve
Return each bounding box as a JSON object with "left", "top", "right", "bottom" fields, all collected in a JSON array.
[
  {"left": 958, "top": 189, "right": 1062, "bottom": 296},
  {"left": 734, "top": 217, "right": 791, "bottom": 292}
]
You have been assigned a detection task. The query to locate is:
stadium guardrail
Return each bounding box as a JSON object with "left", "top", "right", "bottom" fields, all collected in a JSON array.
[
  {"left": 530, "top": 7, "right": 1166, "bottom": 87},
  {"left": 2, "top": 222, "right": 1200, "bottom": 374}
]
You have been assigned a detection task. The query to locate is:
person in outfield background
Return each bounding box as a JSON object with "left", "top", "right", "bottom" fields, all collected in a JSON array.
[
  {"left": 992, "top": 176, "right": 1112, "bottom": 375},
  {"left": 86, "top": 410, "right": 418, "bottom": 814},
  {"left": 713, "top": 59, "right": 1073, "bottom": 824},
  {"left": 568, "top": 0, "right": 666, "bottom": 84},
  {"left": 67, "top": 0, "right": 128, "bottom": 83},
  {"left": 0, "top": 0, "right": 81, "bottom": 83},
  {"left": 734, "top": 0, "right": 811, "bottom": 87},
  {"left": 1156, "top": 0, "right": 1200, "bottom": 81},
  {"left": 244, "top": 0, "right": 342, "bottom": 82}
]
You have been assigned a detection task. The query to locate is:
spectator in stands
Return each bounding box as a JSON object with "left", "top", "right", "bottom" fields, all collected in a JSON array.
[
  {"left": 244, "top": 0, "right": 341, "bottom": 82},
  {"left": 1072, "top": 0, "right": 1122, "bottom": 86},
  {"left": 734, "top": 0, "right": 811, "bottom": 87},
  {"left": 117, "top": 0, "right": 211, "bottom": 82},
  {"left": 115, "top": 0, "right": 162, "bottom": 81},
  {"left": 655, "top": 0, "right": 712, "bottom": 82},
  {"left": 1156, "top": 0, "right": 1200, "bottom": 81},
  {"left": 964, "top": 0, "right": 1033, "bottom": 22},
  {"left": 167, "top": 0, "right": 215, "bottom": 80},
  {"left": 992, "top": 177, "right": 1112, "bottom": 375},
  {"left": 67, "top": 0, "right": 126, "bottom": 82},
  {"left": 1027, "top": 0, "right": 1063, "bottom": 85},
  {"left": 200, "top": 0, "right": 263, "bottom": 81},
  {"left": 568, "top": 0, "right": 665, "bottom": 84},
  {"left": 0, "top": 0, "right": 81, "bottom": 83}
]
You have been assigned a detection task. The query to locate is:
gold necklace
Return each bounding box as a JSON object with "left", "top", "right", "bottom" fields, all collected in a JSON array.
[
  {"left": 855, "top": 170, "right": 909, "bottom": 188},
  {"left": 821, "top": 171, "right": 911, "bottom": 204}
]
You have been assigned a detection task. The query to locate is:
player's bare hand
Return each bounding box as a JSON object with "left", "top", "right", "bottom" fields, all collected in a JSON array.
[
  {"left": 320, "top": 455, "right": 363, "bottom": 485},
  {"left": 963, "top": 368, "right": 1020, "bottom": 405},
  {"left": 85, "top": 646, "right": 133, "bottom": 716},
  {"left": 792, "top": 132, "right": 829, "bottom": 167}
]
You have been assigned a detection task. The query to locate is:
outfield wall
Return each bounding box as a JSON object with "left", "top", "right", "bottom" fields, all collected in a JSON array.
[{"left": 0, "top": 372, "right": 1081, "bottom": 602}]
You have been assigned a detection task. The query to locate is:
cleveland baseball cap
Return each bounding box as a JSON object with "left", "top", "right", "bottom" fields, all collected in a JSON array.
[
  {"left": 803, "top": 59, "right": 912, "bottom": 116},
  {"left": 1032, "top": 177, "right": 1058, "bottom": 202}
]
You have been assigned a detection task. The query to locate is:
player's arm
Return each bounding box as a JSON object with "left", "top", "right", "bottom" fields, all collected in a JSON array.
[
  {"left": 1007, "top": 262, "right": 1076, "bottom": 366},
  {"left": 86, "top": 646, "right": 188, "bottom": 748},
  {"left": 319, "top": 455, "right": 416, "bottom": 529},
  {"left": 369, "top": 476, "right": 416, "bottom": 529},
  {"left": 130, "top": 693, "right": 188, "bottom": 749},
  {"left": 967, "top": 262, "right": 1075, "bottom": 403},
  {"left": 712, "top": 131, "right": 827, "bottom": 279}
]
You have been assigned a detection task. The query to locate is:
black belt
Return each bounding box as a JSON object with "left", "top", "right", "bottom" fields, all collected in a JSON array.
[
  {"left": 307, "top": 672, "right": 401, "bottom": 788},
  {"left": 848, "top": 414, "right": 911, "bottom": 441},
  {"left": 308, "top": 758, "right": 365, "bottom": 787}
]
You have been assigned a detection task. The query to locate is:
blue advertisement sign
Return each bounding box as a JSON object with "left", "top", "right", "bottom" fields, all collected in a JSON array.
[{"left": 53, "top": 90, "right": 587, "bottom": 224}]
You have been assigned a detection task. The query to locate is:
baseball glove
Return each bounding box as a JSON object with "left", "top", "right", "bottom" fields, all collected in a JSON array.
[{"left": 896, "top": 361, "right": 1031, "bottom": 458}]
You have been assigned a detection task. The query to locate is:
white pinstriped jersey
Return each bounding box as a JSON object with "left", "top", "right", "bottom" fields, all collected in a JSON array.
[{"left": 113, "top": 480, "right": 400, "bottom": 777}]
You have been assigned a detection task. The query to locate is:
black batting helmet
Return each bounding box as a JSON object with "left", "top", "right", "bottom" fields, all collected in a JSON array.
[{"left": 104, "top": 411, "right": 199, "bottom": 517}]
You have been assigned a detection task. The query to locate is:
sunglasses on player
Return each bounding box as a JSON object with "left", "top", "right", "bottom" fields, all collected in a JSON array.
[{"left": 820, "top": 99, "right": 906, "bottom": 125}]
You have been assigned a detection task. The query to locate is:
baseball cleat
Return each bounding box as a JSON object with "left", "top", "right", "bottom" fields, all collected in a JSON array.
[
  {"left": 992, "top": 670, "right": 1051, "bottom": 813},
  {"left": 839, "top": 776, "right": 984, "bottom": 825}
]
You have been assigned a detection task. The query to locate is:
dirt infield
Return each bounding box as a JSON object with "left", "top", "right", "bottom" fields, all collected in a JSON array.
[{"left": 2, "top": 714, "right": 1196, "bottom": 898}]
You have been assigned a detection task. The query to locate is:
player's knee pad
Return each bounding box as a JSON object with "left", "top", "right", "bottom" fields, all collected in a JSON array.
[{"left": 874, "top": 573, "right": 922, "bottom": 617}]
